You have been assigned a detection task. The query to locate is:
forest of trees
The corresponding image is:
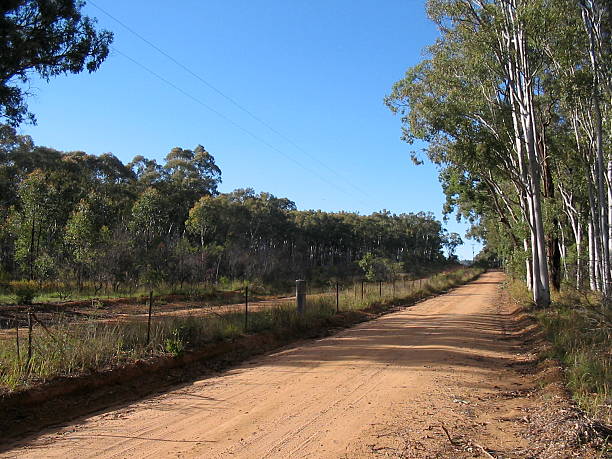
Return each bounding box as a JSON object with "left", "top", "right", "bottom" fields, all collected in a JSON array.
[
  {"left": 0, "top": 1, "right": 453, "bottom": 295},
  {"left": 0, "top": 125, "right": 449, "bottom": 291},
  {"left": 386, "top": 0, "right": 611, "bottom": 306}
]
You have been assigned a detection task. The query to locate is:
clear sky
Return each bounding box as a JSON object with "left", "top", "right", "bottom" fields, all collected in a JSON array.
[{"left": 18, "top": 0, "right": 482, "bottom": 260}]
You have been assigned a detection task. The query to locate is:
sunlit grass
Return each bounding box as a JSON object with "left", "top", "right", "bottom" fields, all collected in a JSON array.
[
  {"left": 535, "top": 300, "right": 611, "bottom": 424},
  {"left": 508, "top": 279, "right": 611, "bottom": 424}
]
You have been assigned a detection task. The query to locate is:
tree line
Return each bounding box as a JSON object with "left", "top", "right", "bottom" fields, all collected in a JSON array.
[
  {"left": 0, "top": 126, "right": 449, "bottom": 292},
  {"left": 386, "top": 0, "right": 611, "bottom": 306}
]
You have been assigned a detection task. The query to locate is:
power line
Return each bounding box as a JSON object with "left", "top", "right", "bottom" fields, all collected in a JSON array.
[
  {"left": 89, "top": 0, "right": 373, "bottom": 201},
  {"left": 112, "top": 47, "right": 365, "bottom": 202}
]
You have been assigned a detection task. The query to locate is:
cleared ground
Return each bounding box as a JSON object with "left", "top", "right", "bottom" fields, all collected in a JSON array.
[{"left": 2, "top": 272, "right": 541, "bottom": 458}]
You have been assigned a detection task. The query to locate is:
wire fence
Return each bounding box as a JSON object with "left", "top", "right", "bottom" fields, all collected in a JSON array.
[
  {"left": 0, "top": 269, "right": 467, "bottom": 391},
  {"left": 0, "top": 274, "right": 436, "bottom": 337}
]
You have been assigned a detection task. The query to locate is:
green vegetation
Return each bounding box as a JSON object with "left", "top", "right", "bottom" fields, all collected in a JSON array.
[
  {"left": 386, "top": 0, "right": 611, "bottom": 304},
  {"left": 0, "top": 128, "right": 451, "bottom": 299},
  {"left": 11, "top": 283, "right": 35, "bottom": 305},
  {"left": 0, "top": 267, "right": 482, "bottom": 392},
  {"left": 509, "top": 280, "right": 611, "bottom": 423},
  {"left": 0, "top": 278, "right": 265, "bottom": 306},
  {"left": 538, "top": 296, "right": 610, "bottom": 423},
  {"left": 1, "top": 1, "right": 113, "bottom": 127}
]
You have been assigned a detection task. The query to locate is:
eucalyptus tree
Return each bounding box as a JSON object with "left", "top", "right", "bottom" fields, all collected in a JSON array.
[
  {"left": 384, "top": 0, "right": 603, "bottom": 305},
  {"left": 522, "top": 0, "right": 611, "bottom": 292},
  {"left": 164, "top": 146, "right": 221, "bottom": 197},
  {"left": 11, "top": 170, "right": 63, "bottom": 280},
  {"left": 388, "top": 0, "right": 612, "bottom": 301},
  {"left": 64, "top": 194, "right": 108, "bottom": 290},
  {"left": 129, "top": 187, "right": 171, "bottom": 286},
  {"left": 163, "top": 145, "right": 222, "bottom": 235},
  {"left": 577, "top": 0, "right": 611, "bottom": 294},
  {"left": 387, "top": 2, "right": 530, "bottom": 292},
  {"left": 444, "top": 232, "right": 463, "bottom": 261},
  {"left": 186, "top": 194, "right": 239, "bottom": 282},
  {"left": 0, "top": 0, "right": 113, "bottom": 126},
  {"left": 128, "top": 155, "right": 165, "bottom": 187}
]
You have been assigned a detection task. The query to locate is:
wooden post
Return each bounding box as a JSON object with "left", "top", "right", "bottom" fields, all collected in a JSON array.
[
  {"left": 146, "top": 290, "right": 153, "bottom": 345},
  {"left": 244, "top": 285, "right": 249, "bottom": 332},
  {"left": 336, "top": 281, "right": 339, "bottom": 313},
  {"left": 27, "top": 312, "right": 32, "bottom": 367},
  {"left": 15, "top": 317, "right": 20, "bottom": 364},
  {"left": 379, "top": 281, "right": 382, "bottom": 297},
  {"left": 296, "top": 280, "right": 306, "bottom": 314}
]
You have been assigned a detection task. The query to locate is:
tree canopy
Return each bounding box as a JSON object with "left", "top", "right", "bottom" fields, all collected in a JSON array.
[
  {"left": 387, "top": 0, "right": 611, "bottom": 304},
  {"left": 0, "top": 128, "right": 448, "bottom": 290},
  {"left": 0, "top": 0, "right": 113, "bottom": 126}
]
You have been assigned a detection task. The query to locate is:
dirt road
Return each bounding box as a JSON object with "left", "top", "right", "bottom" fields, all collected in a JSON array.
[{"left": 2, "top": 272, "right": 541, "bottom": 457}]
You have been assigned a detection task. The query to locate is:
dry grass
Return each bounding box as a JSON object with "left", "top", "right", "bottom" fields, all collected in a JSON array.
[
  {"left": 508, "top": 279, "right": 611, "bottom": 426},
  {"left": 0, "top": 267, "right": 483, "bottom": 393}
]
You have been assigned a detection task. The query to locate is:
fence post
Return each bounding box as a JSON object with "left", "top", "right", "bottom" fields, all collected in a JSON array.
[
  {"left": 296, "top": 280, "right": 306, "bottom": 314},
  {"left": 15, "top": 317, "right": 20, "bottom": 364},
  {"left": 27, "top": 312, "right": 32, "bottom": 367},
  {"left": 146, "top": 290, "right": 153, "bottom": 345},
  {"left": 379, "top": 281, "right": 382, "bottom": 297},
  {"left": 244, "top": 285, "right": 249, "bottom": 332},
  {"left": 336, "top": 281, "right": 339, "bottom": 313}
]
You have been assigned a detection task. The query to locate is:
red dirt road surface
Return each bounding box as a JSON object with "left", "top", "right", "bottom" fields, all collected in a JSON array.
[{"left": 2, "top": 272, "right": 545, "bottom": 457}]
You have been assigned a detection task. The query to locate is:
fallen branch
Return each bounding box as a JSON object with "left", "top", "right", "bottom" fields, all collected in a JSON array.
[
  {"left": 440, "top": 423, "right": 461, "bottom": 446},
  {"left": 472, "top": 441, "right": 496, "bottom": 459},
  {"left": 440, "top": 423, "right": 496, "bottom": 458}
]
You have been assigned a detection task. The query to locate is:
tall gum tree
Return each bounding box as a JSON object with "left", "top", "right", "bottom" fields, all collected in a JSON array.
[{"left": 382, "top": 0, "right": 612, "bottom": 305}]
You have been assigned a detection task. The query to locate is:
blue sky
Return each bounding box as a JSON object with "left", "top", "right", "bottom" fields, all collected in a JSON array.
[{"left": 18, "top": 0, "right": 481, "bottom": 260}]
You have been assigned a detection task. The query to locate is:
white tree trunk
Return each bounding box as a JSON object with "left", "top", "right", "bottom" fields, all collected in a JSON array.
[
  {"left": 589, "top": 220, "right": 596, "bottom": 290},
  {"left": 559, "top": 223, "right": 567, "bottom": 283},
  {"left": 576, "top": 224, "right": 583, "bottom": 289},
  {"left": 581, "top": 0, "right": 611, "bottom": 296},
  {"left": 524, "top": 238, "right": 532, "bottom": 290},
  {"left": 608, "top": 160, "right": 612, "bottom": 268},
  {"left": 509, "top": 2, "right": 549, "bottom": 305}
]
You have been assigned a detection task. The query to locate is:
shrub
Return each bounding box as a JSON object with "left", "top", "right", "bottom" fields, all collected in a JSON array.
[
  {"left": 163, "top": 328, "right": 186, "bottom": 356},
  {"left": 13, "top": 284, "right": 36, "bottom": 305}
]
